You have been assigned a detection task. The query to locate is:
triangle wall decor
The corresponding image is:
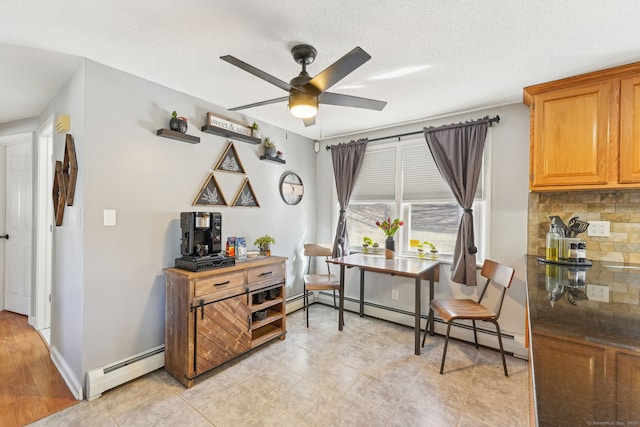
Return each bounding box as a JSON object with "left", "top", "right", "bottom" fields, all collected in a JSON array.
[
  {"left": 192, "top": 173, "right": 228, "bottom": 206},
  {"left": 214, "top": 142, "right": 246, "bottom": 174},
  {"left": 231, "top": 178, "right": 260, "bottom": 207}
]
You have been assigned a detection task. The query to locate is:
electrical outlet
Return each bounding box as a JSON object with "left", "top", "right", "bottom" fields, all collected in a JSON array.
[
  {"left": 587, "top": 284, "right": 609, "bottom": 302},
  {"left": 392, "top": 289, "right": 399, "bottom": 300},
  {"left": 587, "top": 220, "right": 610, "bottom": 237}
]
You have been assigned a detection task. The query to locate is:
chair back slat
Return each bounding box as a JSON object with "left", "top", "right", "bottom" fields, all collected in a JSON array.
[
  {"left": 303, "top": 243, "right": 333, "bottom": 257},
  {"left": 481, "top": 259, "right": 515, "bottom": 289}
]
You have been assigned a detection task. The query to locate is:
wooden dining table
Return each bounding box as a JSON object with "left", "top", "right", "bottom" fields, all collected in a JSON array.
[{"left": 327, "top": 254, "right": 440, "bottom": 355}]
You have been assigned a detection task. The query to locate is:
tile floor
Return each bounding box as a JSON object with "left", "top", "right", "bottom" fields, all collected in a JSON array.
[{"left": 29, "top": 305, "right": 530, "bottom": 426}]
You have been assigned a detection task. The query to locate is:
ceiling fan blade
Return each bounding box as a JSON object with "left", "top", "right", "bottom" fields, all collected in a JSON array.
[
  {"left": 229, "top": 96, "right": 288, "bottom": 111},
  {"left": 221, "top": 55, "right": 293, "bottom": 92},
  {"left": 307, "top": 47, "right": 371, "bottom": 93},
  {"left": 302, "top": 116, "right": 316, "bottom": 127},
  {"left": 319, "top": 92, "right": 387, "bottom": 111}
]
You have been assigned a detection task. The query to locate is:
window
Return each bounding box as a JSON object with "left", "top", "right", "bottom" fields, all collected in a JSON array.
[
  {"left": 345, "top": 137, "right": 489, "bottom": 260},
  {"left": 346, "top": 203, "right": 394, "bottom": 250}
]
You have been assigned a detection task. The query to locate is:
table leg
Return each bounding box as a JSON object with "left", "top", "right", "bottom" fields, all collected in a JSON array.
[
  {"left": 415, "top": 275, "right": 421, "bottom": 355},
  {"left": 429, "top": 271, "right": 435, "bottom": 336},
  {"left": 339, "top": 264, "right": 345, "bottom": 331},
  {"left": 359, "top": 268, "right": 365, "bottom": 317}
]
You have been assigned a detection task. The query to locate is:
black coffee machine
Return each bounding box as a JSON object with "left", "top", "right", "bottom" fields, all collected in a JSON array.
[
  {"left": 175, "top": 212, "right": 234, "bottom": 271},
  {"left": 180, "top": 211, "right": 222, "bottom": 257}
]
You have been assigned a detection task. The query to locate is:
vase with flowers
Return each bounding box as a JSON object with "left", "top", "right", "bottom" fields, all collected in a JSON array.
[{"left": 375, "top": 217, "right": 404, "bottom": 259}]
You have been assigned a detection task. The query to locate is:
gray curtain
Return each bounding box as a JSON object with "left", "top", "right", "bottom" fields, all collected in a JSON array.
[
  {"left": 330, "top": 138, "right": 368, "bottom": 257},
  {"left": 423, "top": 118, "right": 489, "bottom": 286}
]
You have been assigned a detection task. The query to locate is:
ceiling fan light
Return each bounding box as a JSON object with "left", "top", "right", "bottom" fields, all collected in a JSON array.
[{"left": 289, "top": 92, "right": 318, "bottom": 118}]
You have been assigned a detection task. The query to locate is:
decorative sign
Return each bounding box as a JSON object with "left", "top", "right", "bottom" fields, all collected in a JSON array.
[
  {"left": 214, "top": 142, "right": 246, "bottom": 174},
  {"left": 206, "top": 113, "right": 251, "bottom": 136},
  {"left": 52, "top": 161, "right": 66, "bottom": 226},
  {"left": 193, "top": 173, "right": 228, "bottom": 206},
  {"left": 63, "top": 134, "right": 78, "bottom": 206},
  {"left": 232, "top": 178, "right": 260, "bottom": 207}
]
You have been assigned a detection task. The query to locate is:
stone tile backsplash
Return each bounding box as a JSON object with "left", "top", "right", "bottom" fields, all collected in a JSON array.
[{"left": 528, "top": 191, "right": 640, "bottom": 263}]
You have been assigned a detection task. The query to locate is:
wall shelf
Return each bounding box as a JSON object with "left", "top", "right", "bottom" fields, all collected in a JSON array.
[
  {"left": 156, "top": 129, "right": 200, "bottom": 144},
  {"left": 201, "top": 125, "right": 261, "bottom": 145},
  {"left": 260, "top": 155, "right": 286, "bottom": 164}
]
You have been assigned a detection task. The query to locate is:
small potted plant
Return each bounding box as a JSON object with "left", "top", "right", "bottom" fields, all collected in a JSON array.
[
  {"left": 417, "top": 241, "right": 437, "bottom": 259},
  {"left": 372, "top": 241, "right": 379, "bottom": 253},
  {"left": 254, "top": 234, "right": 275, "bottom": 256},
  {"left": 251, "top": 122, "right": 260, "bottom": 138},
  {"left": 263, "top": 137, "right": 277, "bottom": 157},
  {"left": 170, "top": 111, "right": 188, "bottom": 133},
  {"left": 362, "top": 236, "right": 372, "bottom": 253}
]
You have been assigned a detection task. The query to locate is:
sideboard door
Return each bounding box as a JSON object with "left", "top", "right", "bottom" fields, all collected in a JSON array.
[{"left": 194, "top": 294, "right": 251, "bottom": 374}]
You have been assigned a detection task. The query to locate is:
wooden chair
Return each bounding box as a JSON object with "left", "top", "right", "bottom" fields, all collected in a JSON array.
[
  {"left": 303, "top": 244, "right": 340, "bottom": 327},
  {"left": 422, "top": 259, "right": 515, "bottom": 376}
]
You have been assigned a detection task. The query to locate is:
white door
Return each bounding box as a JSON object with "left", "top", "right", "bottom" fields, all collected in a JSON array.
[{"left": 4, "top": 142, "right": 32, "bottom": 315}]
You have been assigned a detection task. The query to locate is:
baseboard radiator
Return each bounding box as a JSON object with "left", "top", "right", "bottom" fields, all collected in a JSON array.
[{"left": 86, "top": 344, "right": 165, "bottom": 401}]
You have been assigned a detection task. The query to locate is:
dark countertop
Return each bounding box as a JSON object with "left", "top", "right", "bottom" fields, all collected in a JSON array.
[{"left": 525, "top": 255, "right": 640, "bottom": 426}]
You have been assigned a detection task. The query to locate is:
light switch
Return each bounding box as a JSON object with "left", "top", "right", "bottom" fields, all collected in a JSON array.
[{"left": 103, "top": 209, "right": 116, "bottom": 226}]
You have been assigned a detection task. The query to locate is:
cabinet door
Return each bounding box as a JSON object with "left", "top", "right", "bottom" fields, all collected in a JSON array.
[
  {"left": 194, "top": 294, "right": 251, "bottom": 374},
  {"left": 531, "top": 82, "right": 611, "bottom": 188},
  {"left": 616, "top": 352, "right": 640, "bottom": 421},
  {"left": 532, "top": 333, "right": 611, "bottom": 425},
  {"left": 620, "top": 75, "right": 640, "bottom": 183}
]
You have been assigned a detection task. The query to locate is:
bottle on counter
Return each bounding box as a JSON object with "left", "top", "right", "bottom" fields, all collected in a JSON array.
[
  {"left": 577, "top": 242, "right": 587, "bottom": 263},
  {"left": 545, "top": 223, "right": 560, "bottom": 262},
  {"left": 567, "top": 242, "right": 579, "bottom": 263}
]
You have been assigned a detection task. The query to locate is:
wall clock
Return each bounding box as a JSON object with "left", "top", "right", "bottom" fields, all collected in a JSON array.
[{"left": 279, "top": 172, "right": 304, "bottom": 205}]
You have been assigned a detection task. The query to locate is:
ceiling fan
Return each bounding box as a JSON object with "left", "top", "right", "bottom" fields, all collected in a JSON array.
[{"left": 220, "top": 44, "right": 387, "bottom": 127}]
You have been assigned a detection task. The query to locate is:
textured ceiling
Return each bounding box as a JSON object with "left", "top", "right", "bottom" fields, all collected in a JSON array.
[{"left": 1, "top": 1, "right": 640, "bottom": 140}]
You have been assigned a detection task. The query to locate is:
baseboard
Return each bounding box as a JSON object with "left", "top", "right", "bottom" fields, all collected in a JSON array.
[
  {"left": 316, "top": 291, "right": 528, "bottom": 359},
  {"left": 50, "top": 345, "right": 84, "bottom": 400},
  {"left": 285, "top": 292, "right": 309, "bottom": 313}
]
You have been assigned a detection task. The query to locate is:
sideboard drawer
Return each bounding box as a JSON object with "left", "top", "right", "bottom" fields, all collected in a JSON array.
[
  {"left": 247, "top": 262, "right": 285, "bottom": 286},
  {"left": 194, "top": 271, "right": 245, "bottom": 298}
]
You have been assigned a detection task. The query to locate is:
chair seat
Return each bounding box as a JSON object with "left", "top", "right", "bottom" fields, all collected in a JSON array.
[
  {"left": 303, "top": 274, "right": 340, "bottom": 291},
  {"left": 430, "top": 298, "right": 496, "bottom": 323}
]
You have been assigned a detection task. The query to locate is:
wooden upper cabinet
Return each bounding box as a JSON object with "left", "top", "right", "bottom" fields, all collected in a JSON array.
[
  {"left": 530, "top": 83, "right": 611, "bottom": 188},
  {"left": 620, "top": 74, "right": 640, "bottom": 183},
  {"left": 524, "top": 61, "right": 640, "bottom": 191}
]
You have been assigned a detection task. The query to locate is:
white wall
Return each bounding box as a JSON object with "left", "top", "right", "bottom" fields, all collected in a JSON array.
[
  {"left": 317, "top": 104, "right": 531, "bottom": 354},
  {"left": 37, "top": 61, "right": 87, "bottom": 386}
]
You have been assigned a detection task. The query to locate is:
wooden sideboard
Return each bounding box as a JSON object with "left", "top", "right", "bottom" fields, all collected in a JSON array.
[{"left": 164, "top": 256, "right": 287, "bottom": 388}]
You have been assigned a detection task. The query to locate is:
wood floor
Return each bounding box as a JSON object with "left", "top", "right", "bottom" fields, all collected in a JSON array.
[{"left": 0, "top": 310, "right": 77, "bottom": 427}]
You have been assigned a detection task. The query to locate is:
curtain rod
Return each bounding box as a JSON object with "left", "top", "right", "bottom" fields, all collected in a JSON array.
[{"left": 326, "top": 115, "right": 500, "bottom": 150}]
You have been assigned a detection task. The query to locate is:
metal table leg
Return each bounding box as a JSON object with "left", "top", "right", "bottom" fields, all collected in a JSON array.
[
  {"left": 359, "top": 268, "right": 365, "bottom": 317},
  {"left": 429, "top": 271, "right": 435, "bottom": 336},
  {"left": 415, "top": 275, "right": 421, "bottom": 355},
  {"left": 339, "top": 264, "right": 345, "bottom": 330}
]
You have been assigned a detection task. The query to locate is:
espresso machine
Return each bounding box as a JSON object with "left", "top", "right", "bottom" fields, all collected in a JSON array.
[{"left": 175, "top": 212, "right": 234, "bottom": 271}]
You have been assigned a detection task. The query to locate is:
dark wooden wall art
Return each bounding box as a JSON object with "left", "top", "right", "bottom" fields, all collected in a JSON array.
[
  {"left": 193, "top": 173, "right": 228, "bottom": 206},
  {"left": 232, "top": 178, "right": 259, "bottom": 207},
  {"left": 52, "top": 161, "right": 66, "bottom": 226},
  {"left": 63, "top": 134, "right": 78, "bottom": 206},
  {"left": 214, "top": 142, "right": 246, "bottom": 174}
]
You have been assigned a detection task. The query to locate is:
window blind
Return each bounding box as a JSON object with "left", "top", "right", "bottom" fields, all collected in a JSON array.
[{"left": 351, "top": 148, "right": 396, "bottom": 201}]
